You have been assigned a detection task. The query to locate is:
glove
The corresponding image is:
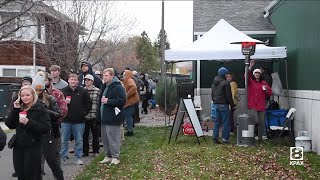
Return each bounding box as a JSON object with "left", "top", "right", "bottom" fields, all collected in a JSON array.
[{"left": 46, "top": 109, "right": 61, "bottom": 119}]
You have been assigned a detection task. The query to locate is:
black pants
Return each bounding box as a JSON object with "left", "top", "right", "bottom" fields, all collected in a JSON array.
[
  {"left": 13, "top": 143, "right": 42, "bottom": 180},
  {"left": 83, "top": 119, "right": 100, "bottom": 154},
  {"left": 142, "top": 94, "right": 150, "bottom": 113},
  {"left": 133, "top": 102, "right": 140, "bottom": 123},
  {"left": 41, "top": 135, "right": 64, "bottom": 180}
]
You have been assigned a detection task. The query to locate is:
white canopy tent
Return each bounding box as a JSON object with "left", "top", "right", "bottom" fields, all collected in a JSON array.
[
  {"left": 165, "top": 19, "right": 287, "bottom": 61},
  {"left": 163, "top": 19, "right": 288, "bottom": 124}
]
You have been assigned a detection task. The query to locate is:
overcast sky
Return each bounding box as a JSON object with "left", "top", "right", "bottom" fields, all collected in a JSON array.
[{"left": 117, "top": 1, "right": 193, "bottom": 49}]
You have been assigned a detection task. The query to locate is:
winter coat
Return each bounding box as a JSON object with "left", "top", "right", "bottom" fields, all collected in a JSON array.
[
  {"left": 211, "top": 76, "right": 236, "bottom": 108},
  {"left": 78, "top": 61, "right": 103, "bottom": 89},
  {"left": 247, "top": 71, "right": 272, "bottom": 111},
  {"left": 123, "top": 70, "right": 140, "bottom": 108},
  {"left": 5, "top": 102, "right": 51, "bottom": 148},
  {"left": 0, "top": 126, "right": 6, "bottom": 151},
  {"left": 99, "top": 77, "right": 126, "bottom": 125},
  {"left": 61, "top": 85, "right": 92, "bottom": 124},
  {"left": 44, "top": 96, "right": 62, "bottom": 138}
]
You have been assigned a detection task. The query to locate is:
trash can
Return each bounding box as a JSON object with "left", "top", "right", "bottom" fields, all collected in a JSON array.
[{"left": 237, "top": 114, "right": 255, "bottom": 147}]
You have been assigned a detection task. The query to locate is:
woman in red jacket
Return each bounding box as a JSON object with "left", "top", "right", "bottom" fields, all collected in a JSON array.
[{"left": 247, "top": 60, "right": 272, "bottom": 141}]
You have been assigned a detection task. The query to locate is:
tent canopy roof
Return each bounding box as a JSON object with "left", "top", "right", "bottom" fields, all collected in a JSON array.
[{"left": 165, "top": 19, "right": 287, "bottom": 62}]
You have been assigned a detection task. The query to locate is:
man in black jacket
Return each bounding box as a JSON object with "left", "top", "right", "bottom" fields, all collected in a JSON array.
[
  {"left": 78, "top": 61, "right": 103, "bottom": 89},
  {"left": 60, "top": 74, "right": 92, "bottom": 166},
  {"left": 211, "top": 67, "right": 236, "bottom": 144}
]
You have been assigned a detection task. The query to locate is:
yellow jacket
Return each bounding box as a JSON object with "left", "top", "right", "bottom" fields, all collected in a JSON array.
[{"left": 230, "top": 81, "right": 239, "bottom": 105}]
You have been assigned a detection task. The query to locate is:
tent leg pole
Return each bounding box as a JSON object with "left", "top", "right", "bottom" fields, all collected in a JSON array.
[{"left": 285, "top": 59, "right": 290, "bottom": 108}]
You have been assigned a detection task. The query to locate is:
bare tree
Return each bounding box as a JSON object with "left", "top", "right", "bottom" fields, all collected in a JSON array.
[
  {"left": 45, "top": 0, "right": 137, "bottom": 73},
  {"left": 0, "top": 0, "right": 136, "bottom": 77}
]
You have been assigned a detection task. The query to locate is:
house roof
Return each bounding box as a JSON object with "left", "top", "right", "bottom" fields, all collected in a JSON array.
[
  {"left": 0, "top": 1, "right": 87, "bottom": 33},
  {"left": 194, "top": 0, "right": 275, "bottom": 33}
]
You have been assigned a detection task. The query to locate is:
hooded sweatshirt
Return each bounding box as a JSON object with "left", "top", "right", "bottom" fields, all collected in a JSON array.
[
  {"left": 78, "top": 61, "right": 103, "bottom": 88},
  {"left": 211, "top": 76, "right": 235, "bottom": 108},
  {"left": 123, "top": 70, "right": 140, "bottom": 108}
]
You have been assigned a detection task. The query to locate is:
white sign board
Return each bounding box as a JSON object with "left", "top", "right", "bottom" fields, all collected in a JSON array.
[{"left": 170, "top": 99, "right": 204, "bottom": 139}]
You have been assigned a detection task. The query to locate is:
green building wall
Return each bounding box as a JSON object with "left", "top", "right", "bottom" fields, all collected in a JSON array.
[{"left": 270, "top": 0, "right": 320, "bottom": 90}]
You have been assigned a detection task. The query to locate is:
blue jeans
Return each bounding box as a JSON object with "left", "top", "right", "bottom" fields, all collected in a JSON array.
[
  {"left": 212, "top": 104, "right": 230, "bottom": 141},
  {"left": 123, "top": 105, "right": 135, "bottom": 132},
  {"left": 60, "top": 122, "right": 85, "bottom": 160}
]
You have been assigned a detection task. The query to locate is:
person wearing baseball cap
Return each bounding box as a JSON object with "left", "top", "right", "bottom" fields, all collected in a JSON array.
[
  {"left": 21, "top": 76, "right": 33, "bottom": 87},
  {"left": 78, "top": 61, "right": 103, "bottom": 88},
  {"left": 83, "top": 74, "right": 101, "bottom": 157}
]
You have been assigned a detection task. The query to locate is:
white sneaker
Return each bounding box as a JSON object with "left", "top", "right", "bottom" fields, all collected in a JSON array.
[
  {"left": 99, "top": 157, "right": 112, "bottom": 164},
  {"left": 110, "top": 158, "right": 120, "bottom": 165},
  {"left": 255, "top": 136, "right": 259, "bottom": 140},
  {"left": 75, "top": 159, "right": 83, "bottom": 165},
  {"left": 262, "top": 136, "right": 268, "bottom": 140}
]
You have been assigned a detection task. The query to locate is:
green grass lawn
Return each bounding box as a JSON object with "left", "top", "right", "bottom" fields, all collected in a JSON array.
[{"left": 76, "top": 126, "right": 320, "bottom": 180}]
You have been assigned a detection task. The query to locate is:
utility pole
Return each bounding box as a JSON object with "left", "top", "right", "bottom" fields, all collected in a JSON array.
[{"left": 160, "top": 0, "right": 165, "bottom": 78}]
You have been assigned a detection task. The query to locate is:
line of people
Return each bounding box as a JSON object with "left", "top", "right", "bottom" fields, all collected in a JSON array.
[
  {"left": 211, "top": 60, "right": 272, "bottom": 144},
  {"left": 4, "top": 60, "right": 153, "bottom": 180}
]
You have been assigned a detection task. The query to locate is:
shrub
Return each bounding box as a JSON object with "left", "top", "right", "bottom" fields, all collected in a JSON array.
[{"left": 155, "top": 78, "right": 177, "bottom": 116}]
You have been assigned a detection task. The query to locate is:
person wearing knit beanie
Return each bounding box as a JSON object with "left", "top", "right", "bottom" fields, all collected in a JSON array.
[
  {"left": 211, "top": 66, "right": 236, "bottom": 144},
  {"left": 218, "top": 67, "right": 229, "bottom": 76},
  {"left": 32, "top": 71, "right": 46, "bottom": 91}
]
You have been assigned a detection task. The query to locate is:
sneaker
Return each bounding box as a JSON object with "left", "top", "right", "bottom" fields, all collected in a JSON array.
[
  {"left": 12, "top": 172, "right": 17, "bottom": 177},
  {"left": 82, "top": 153, "right": 89, "bottom": 157},
  {"left": 255, "top": 136, "right": 259, "bottom": 140},
  {"left": 222, "top": 138, "right": 229, "bottom": 143},
  {"left": 61, "top": 158, "right": 67, "bottom": 165},
  {"left": 110, "top": 158, "right": 120, "bottom": 165},
  {"left": 99, "top": 156, "right": 112, "bottom": 164},
  {"left": 125, "top": 131, "right": 134, "bottom": 136},
  {"left": 262, "top": 136, "right": 268, "bottom": 140},
  {"left": 213, "top": 139, "right": 221, "bottom": 144},
  {"left": 75, "top": 159, "right": 83, "bottom": 165},
  {"left": 69, "top": 148, "right": 75, "bottom": 153}
]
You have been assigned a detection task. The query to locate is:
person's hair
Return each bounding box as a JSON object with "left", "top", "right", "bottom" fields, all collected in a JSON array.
[
  {"left": 226, "top": 72, "right": 236, "bottom": 82},
  {"left": 18, "top": 86, "right": 38, "bottom": 110},
  {"left": 68, "top": 73, "right": 78, "bottom": 80},
  {"left": 38, "top": 89, "right": 51, "bottom": 107},
  {"left": 49, "top": 65, "right": 61, "bottom": 71},
  {"left": 103, "top": 68, "right": 115, "bottom": 76}
]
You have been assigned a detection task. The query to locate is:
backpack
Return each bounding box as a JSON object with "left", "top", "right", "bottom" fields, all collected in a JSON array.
[{"left": 267, "top": 100, "right": 280, "bottom": 110}]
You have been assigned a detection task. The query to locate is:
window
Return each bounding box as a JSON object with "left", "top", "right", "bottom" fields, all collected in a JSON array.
[
  {"left": 17, "top": 69, "right": 30, "bottom": 77},
  {"left": 3, "top": 69, "right": 16, "bottom": 77},
  {"left": 0, "top": 13, "right": 17, "bottom": 38}
]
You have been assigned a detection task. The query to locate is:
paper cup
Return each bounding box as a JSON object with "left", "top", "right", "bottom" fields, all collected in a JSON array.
[
  {"left": 19, "top": 112, "right": 27, "bottom": 119},
  {"left": 66, "top": 96, "right": 71, "bottom": 102},
  {"left": 262, "top": 85, "right": 266, "bottom": 91}
]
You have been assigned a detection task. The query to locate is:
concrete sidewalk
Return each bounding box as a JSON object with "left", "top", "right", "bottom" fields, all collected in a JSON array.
[{"left": 0, "top": 123, "right": 96, "bottom": 180}]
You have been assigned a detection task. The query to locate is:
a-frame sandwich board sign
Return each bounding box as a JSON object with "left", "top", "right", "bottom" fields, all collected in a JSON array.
[{"left": 168, "top": 98, "right": 205, "bottom": 144}]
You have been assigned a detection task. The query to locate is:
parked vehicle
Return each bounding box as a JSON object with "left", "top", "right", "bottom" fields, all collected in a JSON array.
[{"left": 0, "top": 83, "right": 20, "bottom": 121}]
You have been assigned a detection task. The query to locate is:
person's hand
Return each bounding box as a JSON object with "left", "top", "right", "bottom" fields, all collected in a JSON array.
[
  {"left": 101, "top": 96, "right": 108, "bottom": 104},
  {"left": 13, "top": 98, "right": 21, "bottom": 108},
  {"left": 19, "top": 117, "right": 29, "bottom": 125},
  {"left": 249, "top": 60, "right": 255, "bottom": 70}
]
